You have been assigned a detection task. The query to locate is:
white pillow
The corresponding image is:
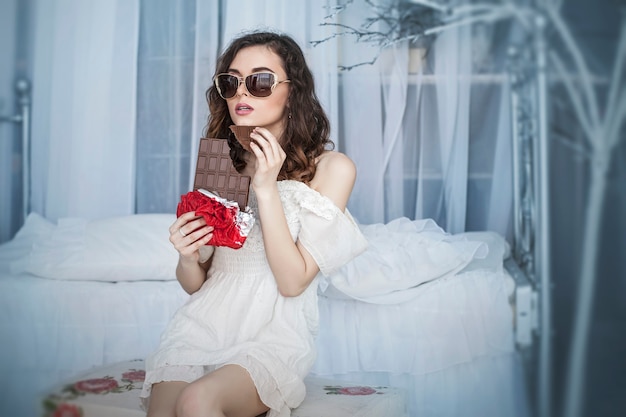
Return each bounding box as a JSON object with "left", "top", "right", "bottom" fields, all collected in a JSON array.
[
  {"left": 10, "top": 213, "right": 179, "bottom": 281},
  {"left": 0, "top": 213, "right": 56, "bottom": 270}
]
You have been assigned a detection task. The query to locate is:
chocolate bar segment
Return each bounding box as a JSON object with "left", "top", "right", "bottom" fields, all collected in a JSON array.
[
  {"left": 229, "top": 125, "right": 256, "bottom": 152},
  {"left": 193, "top": 137, "right": 251, "bottom": 209}
]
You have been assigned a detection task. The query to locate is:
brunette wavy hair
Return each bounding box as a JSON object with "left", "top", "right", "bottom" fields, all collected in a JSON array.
[{"left": 205, "top": 31, "right": 333, "bottom": 183}]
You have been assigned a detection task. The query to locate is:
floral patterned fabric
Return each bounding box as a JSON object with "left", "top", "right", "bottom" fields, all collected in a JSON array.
[
  {"left": 42, "top": 360, "right": 407, "bottom": 417},
  {"left": 42, "top": 360, "right": 146, "bottom": 417}
]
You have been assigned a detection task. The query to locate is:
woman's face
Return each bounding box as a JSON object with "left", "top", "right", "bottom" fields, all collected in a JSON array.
[{"left": 225, "top": 45, "right": 290, "bottom": 140}]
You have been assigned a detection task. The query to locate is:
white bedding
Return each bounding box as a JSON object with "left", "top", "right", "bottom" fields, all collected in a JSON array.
[{"left": 0, "top": 214, "right": 529, "bottom": 417}]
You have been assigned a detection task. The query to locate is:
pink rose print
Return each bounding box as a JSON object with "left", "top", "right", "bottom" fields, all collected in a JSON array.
[
  {"left": 324, "top": 385, "right": 381, "bottom": 395},
  {"left": 52, "top": 403, "right": 82, "bottom": 417},
  {"left": 122, "top": 369, "right": 146, "bottom": 383},
  {"left": 338, "top": 386, "right": 377, "bottom": 395},
  {"left": 74, "top": 377, "right": 119, "bottom": 394}
]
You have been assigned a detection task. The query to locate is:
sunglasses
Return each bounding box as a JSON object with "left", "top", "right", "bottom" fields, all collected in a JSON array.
[{"left": 214, "top": 72, "right": 290, "bottom": 99}]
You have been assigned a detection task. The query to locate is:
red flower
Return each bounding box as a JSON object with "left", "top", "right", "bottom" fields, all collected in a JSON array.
[
  {"left": 74, "top": 377, "right": 119, "bottom": 394},
  {"left": 177, "top": 190, "right": 248, "bottom": 249},
  {"left": 122, "top": 369, "right": 146, "bottom": 383},
  {"left": 337, "top": 386, "right": 377, "bottom": 395},
  {"left": 52, "top": 403, "right": 82, "bottom": 417}
]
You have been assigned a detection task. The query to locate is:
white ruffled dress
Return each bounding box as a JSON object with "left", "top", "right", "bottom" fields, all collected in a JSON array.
[{"left": 140, "top": 180, "right": 368, "bottom": 417}]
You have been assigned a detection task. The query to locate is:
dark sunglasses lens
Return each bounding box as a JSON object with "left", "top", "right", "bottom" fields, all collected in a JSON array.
[
  {"left": 216, "top": 75, "right": 239, "bottom": 98},
  {"left": 246, "top": 73, "right": 275, "bottom": 97}
]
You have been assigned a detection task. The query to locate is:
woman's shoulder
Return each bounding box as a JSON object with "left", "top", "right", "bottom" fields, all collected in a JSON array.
[
  {"left": 314, "top": 151, "right": 356, "bottom": 183},
  {"left": 309, "top": 151, "right": 356, "bottom": 210}
]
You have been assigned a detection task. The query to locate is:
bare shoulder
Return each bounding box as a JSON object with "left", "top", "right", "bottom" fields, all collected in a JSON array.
[
  {"left": 310, "top": 151, "right": 356, "bottom": 210},
  {"left": 314, "top": 151, "right": 356, "bottom": 186}
]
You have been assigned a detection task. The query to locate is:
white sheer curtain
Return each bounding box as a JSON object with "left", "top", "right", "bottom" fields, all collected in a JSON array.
[
  {"left": 24, "top": 0, "right": 512, "bottom": 239},
  {"left": 337, "top": 3, "right": 512, "bottom": 235},
  {"left": 134, "top": 0, "right": 208, "bottom": 214},
  {"left": 29, "top": 0, "right": 139, "bottom": 221},
  {"left": 134, "top": 0, "right": 339, "bottom": 215}
]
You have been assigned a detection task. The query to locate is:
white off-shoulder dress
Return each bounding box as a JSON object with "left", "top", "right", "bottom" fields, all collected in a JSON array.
[{"left": 140, "top": 180, "right": 368, "bottom": 417}]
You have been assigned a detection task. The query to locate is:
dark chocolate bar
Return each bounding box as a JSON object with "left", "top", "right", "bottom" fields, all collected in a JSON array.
[
  {"left": 193, "top": 137, "right": 251, "bottom": 209},
  {"left": 229, "top": 125, "right": 255, "bottom": 152}
]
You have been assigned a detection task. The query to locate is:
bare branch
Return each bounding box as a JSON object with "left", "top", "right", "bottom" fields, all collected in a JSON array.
[
  {"left": 552, "top": 133, "right": 593, "bottom": 160},
  {"left": 606, "top": 90, "right": 626, "bottom": 150},
  {"left": 403, "top": 0, "right": 450, "bottom": 14},
  {"left": 549, "top": 51, "right": 596, "bottom": 145},
  {"left": 339, "top": 56, "right": 380, "bottom": 71},
  {"left": 311, "top": 1, "right": 530, "bottom": 71},
  {"left": 424, "top": 6, "right": 517, "bottom": 36},
  {"left": 323, "top": 0, "right": 355, "bottom": 20},
  {"left": 603, "top": 17, "right": 626, "bottom": 149},
  {"left": 545, "top": 4, "right": 601, "bottom": 131}
]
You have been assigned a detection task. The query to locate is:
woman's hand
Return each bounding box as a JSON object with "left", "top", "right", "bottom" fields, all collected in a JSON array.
[
  {"left": 249, "top": 127, "right": 286, "bottom": 193},
  {"left": 169, "top": 212, "right": 214, "bottom": 294},
  {"left": 169, "top": 211, "right": 214, "bottom": 263}
]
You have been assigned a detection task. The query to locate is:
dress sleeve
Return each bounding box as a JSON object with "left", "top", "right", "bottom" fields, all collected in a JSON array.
[{"left": 296, "top": 191, "right": 368, "bottom": 276}]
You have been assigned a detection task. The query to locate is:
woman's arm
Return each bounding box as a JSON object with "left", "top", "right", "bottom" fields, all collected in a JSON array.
[
  {"left": 261, "top": 153, "right": 356, "bottom": 297},
  {"left": 169, "top": 211, "right": 214, "bottom": 294},
  {"left": 175, "top": 255, "right": 212, "bottom": 295},
  {"left": 250, "top": 128, "right": 356, "bottom": 297}
]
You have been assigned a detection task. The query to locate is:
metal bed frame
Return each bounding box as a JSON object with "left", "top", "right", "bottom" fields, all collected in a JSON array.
[
  {"left": 506, "top": 15, "right": 551, "bottom": 417},
  {"left": 0, "top": 78, "right": 31, "bottom": 223}
]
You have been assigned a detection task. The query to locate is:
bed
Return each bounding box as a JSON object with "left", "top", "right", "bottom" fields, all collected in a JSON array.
[{"left": 0, "top": 212, "right": 530, "bottom": 417}]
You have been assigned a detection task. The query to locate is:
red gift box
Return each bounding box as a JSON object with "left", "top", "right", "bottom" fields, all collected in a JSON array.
[{"left": 176, "top": 189, "right": 255, "bottom": 249}]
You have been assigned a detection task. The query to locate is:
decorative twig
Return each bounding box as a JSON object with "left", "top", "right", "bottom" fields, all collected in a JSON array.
[
  {"left": 424, "top": 6, "right": 517, "bottom": 36},
  {"left": 545, "top": 4, "right": 601, "bottom": 134},
  {"left": 403, "top": 0, "right": 450, "bottom": 14},
  {"left": 552, "top": 133, "right": 592, "bottom": 159},
  {"left": 560, "top": 13, "right": 625, "bottom": 417},
  {"left": 549, "top": 52, "right": 595, "bottom": 141},
  {"left": 312, "top": 2, "right": 535, "bottom": 71},
  {"left": 314, "top": 21, "right": 391, "bottom": 45},
  {"left": 604, "top": 18, "right": 626, "bottom": 148},
  {"left": 322, "top": 0, "right": 355, "bottom": 20},
  {"left": 450, "top": 2, "right": 510, "bottom": 17},
  {"left": 311, "top": 0, "right": 446, "bottom": 70},
  {"left": 606, "top": 89, "right": 626, "bottom": 150}
]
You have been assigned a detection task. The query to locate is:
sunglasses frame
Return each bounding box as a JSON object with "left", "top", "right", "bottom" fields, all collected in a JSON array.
[{"left": 214, "top": 72, "right": 291, "bottom": 99}]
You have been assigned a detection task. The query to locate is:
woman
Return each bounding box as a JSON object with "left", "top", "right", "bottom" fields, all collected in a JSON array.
[{"left": 141, "top": 31, "right": 367, "bottom": 417}]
